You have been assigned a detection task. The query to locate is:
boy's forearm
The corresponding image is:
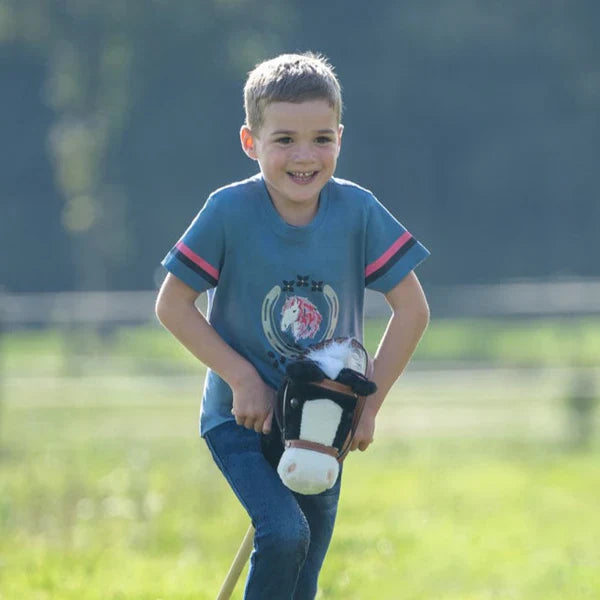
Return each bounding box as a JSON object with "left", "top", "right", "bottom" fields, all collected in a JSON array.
[
  {"left": 156, "top": 283, "right": 257, "bottom": 388},
  {"left": 366, "top": 274, "right": 430, "bottom": 417}
]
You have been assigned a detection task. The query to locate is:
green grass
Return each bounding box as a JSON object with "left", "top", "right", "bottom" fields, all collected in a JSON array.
[
  {"left": 1, "top": 379, "right": 599, "bottom": 599},
  {"left": 1, "top": 320, "right": 599, "bottom": 598}
]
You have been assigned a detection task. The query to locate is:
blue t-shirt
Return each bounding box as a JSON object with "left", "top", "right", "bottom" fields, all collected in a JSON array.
[{"left": 162, "top": 174, "right": 429, "bottom": 436}]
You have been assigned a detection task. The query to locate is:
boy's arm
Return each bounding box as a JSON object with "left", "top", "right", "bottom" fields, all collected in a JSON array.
[
  {"left": 155, "top": 273, "right": 275, "bottom": 433},
  {"left": 350, "top": 271, "right": 430, "bottom": 451}
]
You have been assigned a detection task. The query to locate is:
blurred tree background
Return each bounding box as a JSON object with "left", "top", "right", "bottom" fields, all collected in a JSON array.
[{"left": 1, "top": 0, "right": 599, "bottom": 293}]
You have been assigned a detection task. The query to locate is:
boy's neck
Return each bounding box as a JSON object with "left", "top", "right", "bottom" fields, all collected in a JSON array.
[
  {"left": 273, "top": 198, "right": 320, "bottom": 226},
  {"left": 264, "top": 183, "right": 321, "bottom": 226}
]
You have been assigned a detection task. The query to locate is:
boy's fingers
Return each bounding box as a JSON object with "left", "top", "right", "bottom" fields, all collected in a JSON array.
[
  {"left": 232, "top": 412, "right": 243, "bottom": 427},
  {"left": 350, "top": 437, "right": 372, "bottom": 452},
  {"left": 232, "top": 408, "right": 247, "bottom": 428},
  {"left": 262, "top": 411, "right": 273, "bottom": 435}
]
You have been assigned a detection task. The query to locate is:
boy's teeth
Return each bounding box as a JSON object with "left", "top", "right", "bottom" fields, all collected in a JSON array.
[{"left": 290, "top": 171, "right": 314, "bottom": 178}]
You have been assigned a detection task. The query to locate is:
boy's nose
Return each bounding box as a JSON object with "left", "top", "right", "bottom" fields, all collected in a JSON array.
[{"left": 291, "top": 143, "right": 314, "bottom": 162}]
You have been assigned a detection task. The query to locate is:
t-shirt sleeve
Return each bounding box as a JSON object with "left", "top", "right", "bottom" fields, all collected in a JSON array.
[
  {"left": 161, "top": 195, "right": 224, "bottom": 293},
  {"left": 365, "top": 196, "right": 430, "bottom": 293}
]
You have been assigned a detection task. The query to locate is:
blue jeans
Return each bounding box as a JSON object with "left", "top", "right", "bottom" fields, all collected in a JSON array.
[{"left": 205, "top": 420, "right": 341, "bottom": 600}]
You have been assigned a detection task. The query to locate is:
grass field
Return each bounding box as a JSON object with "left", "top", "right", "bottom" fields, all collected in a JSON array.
[{"left": 1, "top": 319, "right": 599, "bottom": 599}]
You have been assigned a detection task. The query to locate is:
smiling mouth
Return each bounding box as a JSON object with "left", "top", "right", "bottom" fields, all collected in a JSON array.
[{"left": 288, "top": 171, "right": 318, "bottom": 183}]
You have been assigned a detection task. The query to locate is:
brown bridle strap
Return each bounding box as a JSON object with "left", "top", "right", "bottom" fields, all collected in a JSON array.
[
  {"left": 285, "top": 439, "right": 340, "bottom": 458},
  {"left": 338, "top": 395, "right": 367, "bottom": 462},
  {"left": 310, "top": 379, "right": 356, "bottom": 398}
]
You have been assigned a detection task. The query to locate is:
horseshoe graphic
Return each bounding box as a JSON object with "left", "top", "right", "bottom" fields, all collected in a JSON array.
[
  {"left": 261, "top": 283, "right": 340, "bottom": 358},
  {"left": 320, "top": 284, "right": 339, "bottom": 341}
]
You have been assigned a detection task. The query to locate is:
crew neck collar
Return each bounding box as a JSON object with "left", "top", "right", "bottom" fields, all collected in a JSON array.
[{"left": 258, "top": 174, "right": 330, "bottom": 241}]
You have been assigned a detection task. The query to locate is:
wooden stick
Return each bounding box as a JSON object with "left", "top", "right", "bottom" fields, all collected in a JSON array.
[{"left": 216, "top": 524, "right": 255, "bottom": 600}]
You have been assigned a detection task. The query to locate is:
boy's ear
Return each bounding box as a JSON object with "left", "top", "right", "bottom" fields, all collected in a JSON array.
[
  {"left": 336, "top": 124, "right": 344, "bottom": 157},
  {"left": 240, "top": 126, "right": 258, "bottom": 160}
]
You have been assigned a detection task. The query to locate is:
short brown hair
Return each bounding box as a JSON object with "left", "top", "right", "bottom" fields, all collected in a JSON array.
[{"left": 243, "top": 52, "right": 342, "bottom": 133}]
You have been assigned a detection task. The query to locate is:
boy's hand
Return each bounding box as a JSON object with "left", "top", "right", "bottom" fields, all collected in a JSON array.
[
  {"left": 231, "top": 373, "right": 276, "bottom": 435},
  {"left": 350, "top": 410, "right": 376, "bottom": 452}
]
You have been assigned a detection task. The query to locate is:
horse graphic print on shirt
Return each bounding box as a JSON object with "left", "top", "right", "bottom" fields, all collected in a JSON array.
[
  {"left": 280, "top": 296, "right": 323, "bottom": 341},
  {"left": 261, "top": 275, "right": 339, "bottom": 361}
]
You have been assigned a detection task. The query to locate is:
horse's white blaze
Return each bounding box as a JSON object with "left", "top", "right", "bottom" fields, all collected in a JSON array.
[{"left": 299, "top": 399, "right": 343, "bottom": 445}]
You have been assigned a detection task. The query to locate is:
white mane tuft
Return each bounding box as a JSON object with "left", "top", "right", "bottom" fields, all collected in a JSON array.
[{"left": 304, "top": 338, "right": 355, "bottom": 380}]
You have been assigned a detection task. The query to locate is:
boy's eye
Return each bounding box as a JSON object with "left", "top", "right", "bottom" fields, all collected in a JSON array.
[
  {"left": 316, "top": 136, "right": 333, "bottom": 144},
  {"left": 276, "top": 137, "right": 293, "bottom": 144}
]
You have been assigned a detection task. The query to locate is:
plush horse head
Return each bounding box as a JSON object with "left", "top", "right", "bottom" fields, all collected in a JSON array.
[{"left": 275, "top": 337, "right": 377, "bottom": 495}]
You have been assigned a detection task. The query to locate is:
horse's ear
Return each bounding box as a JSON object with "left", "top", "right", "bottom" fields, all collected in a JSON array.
[
  {"left": 286, "top": 360, "right": 326, "bottom": 382},
  {"left": 336, "top": 368, "right": 377, "bottom": 396}
]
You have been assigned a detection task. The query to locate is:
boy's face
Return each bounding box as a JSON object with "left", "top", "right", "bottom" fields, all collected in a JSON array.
[{"left": 240, "top": 99, "right": 343, "bottom": 225}]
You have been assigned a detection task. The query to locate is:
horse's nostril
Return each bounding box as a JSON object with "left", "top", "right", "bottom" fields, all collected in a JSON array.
[
  {"left": 287, "top": 463, "right": 296, "bottom": 474},
  {"left": 327, "top": 469, "right": 335, "bottom": 484}
]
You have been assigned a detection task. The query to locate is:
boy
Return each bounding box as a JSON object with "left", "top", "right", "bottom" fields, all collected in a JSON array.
[{"left": 156, "top": 52, "right": 430, "bottom": 599}]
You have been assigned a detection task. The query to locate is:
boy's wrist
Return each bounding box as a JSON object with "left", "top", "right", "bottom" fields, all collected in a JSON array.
[
  {"left": 361, "top": 396, "right": 382, "bottom": 419},
  {"left": 224, "top": 358, "right": 259, "bottom": 390}
]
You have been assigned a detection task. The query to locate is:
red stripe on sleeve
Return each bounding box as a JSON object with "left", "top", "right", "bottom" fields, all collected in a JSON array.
[
  {"left": 365, "top": 232, "right": 412, "bottom": 278},
  {"left": 176, "top": 241, "right": 220, "bottom": 281}
]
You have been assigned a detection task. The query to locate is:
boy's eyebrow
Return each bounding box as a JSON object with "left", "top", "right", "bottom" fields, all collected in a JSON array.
[{"left": 270, "top": 129, "right": 337, "bottom": 136}]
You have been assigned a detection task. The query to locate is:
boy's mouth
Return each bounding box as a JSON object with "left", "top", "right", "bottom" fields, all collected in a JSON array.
[{"left": 287, "top": 170, "right": 318, "bottom": 184}]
